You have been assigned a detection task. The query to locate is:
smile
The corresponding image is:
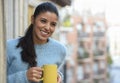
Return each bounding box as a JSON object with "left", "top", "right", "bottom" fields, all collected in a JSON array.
[{"left": 40, "top": 30, "right": 49, "bottom": 35}]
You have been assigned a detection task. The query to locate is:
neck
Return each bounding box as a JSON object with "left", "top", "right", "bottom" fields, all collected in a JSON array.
[{"left": 33, "top": 37, "right": 48, "bottom": 45}]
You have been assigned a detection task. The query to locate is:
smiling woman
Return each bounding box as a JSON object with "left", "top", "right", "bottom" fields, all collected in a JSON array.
[
  {"left": 6, "top": 2, "right": 67, "bottom": 83},
  {"left": 32, "top": 11, "right": 58, "bottom": 44}
]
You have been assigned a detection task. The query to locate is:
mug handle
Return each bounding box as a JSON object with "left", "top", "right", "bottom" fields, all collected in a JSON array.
[{"left": 40, "top": 68, "right": 44, "bottom": 81}]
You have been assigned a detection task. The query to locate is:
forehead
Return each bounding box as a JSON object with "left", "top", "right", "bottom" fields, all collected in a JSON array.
[{"left": 36, "top": 11, "right": 58, "bottom": 21}]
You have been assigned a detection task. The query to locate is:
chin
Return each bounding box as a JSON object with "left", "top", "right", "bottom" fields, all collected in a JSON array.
[{"left": 39, "top": 37, "right": 48, "bottom": 42}]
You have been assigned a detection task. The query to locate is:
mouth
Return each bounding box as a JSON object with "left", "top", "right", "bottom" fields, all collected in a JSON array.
[{"left": 40, "top": 30, "right": 49, "bottom": 35}]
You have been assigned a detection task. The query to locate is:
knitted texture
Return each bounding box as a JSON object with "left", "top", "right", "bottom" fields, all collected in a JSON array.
[{"left": 7, "top": 37, "right": 66, "bottom": 83}]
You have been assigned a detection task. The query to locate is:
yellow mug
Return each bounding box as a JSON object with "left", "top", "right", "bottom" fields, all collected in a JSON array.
[{"left": 40, "top": 64, "right": 57, "bottom": 83}]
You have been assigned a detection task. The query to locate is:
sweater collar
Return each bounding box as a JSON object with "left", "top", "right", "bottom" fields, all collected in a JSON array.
[{"left": 34, "top": 38, "right": 51, "bottom": 49}]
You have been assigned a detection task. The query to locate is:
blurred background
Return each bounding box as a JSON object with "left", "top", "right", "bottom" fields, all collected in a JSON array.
[{"left": 1, "top": 0, "right": 120, "bottom": 83}]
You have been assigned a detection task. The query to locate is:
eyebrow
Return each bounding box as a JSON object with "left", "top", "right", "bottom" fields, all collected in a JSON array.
[{"left": 41, "top": 17, "right": 57, "bottom": 23}]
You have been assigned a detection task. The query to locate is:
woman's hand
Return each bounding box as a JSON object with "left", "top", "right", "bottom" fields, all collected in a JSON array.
[
  {"left": 57, "top": 73, "right": 62, "bottom": 83},
  {"left": 26, "top": 67, "right": 43, "bottom": 82},
  {"left": 27, "top": 67, "right": 62, "bottom": 83}
]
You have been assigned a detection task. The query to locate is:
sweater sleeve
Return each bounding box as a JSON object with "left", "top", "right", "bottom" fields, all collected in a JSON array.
[
  {"left": 58, "top": 44, "right": 67, "bottom": 70},
  {"left": 7, "top": 70, "right": 29, "bottom": 83},
  {"left": 7, "top": 44, "right": 29, "bottom": 83},
  {"left": 7, "top": 54, "right": 29, "bottom": 83},
  {"left": 58, "top": 45, "right": 67, "bottom": 81},
  {"left": 58, "top": 60, "right": 66, "bottom": 81}
]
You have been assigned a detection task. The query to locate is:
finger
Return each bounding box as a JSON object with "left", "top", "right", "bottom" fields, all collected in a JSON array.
[
  {"left": 32, "top": 77, "right": 41, "bottom": 82},
  {"left": 57, "top": 74, "right": 62, "bottom": 83},
  {"left": 32, "top": 67, "right": 43, "bottom": 72},
  {"left": 29, "top": 67, "right": 42, "bottom": 75},
  {"left": 32, "top": 73, "right": 42, "bottom": 79},
  {"left": 27, "top": 67, "right": 43, "bottom": 82},
  {"left": 32, "top": 69, "right": 43, "bottom": 75},
  {"left": 28, "top": 69, "right": 42, "bottom": 79}
]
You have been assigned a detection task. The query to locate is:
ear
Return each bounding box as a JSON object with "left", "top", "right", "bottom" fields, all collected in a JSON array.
[{"left": 31, "top": 15, "right": 34, "bottom": 24}]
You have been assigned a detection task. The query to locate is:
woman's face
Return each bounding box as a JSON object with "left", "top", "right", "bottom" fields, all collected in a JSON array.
[{"left": 32, "top": 11, "right": 58, "bottom": 44}]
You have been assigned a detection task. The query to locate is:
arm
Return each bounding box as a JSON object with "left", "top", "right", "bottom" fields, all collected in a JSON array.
[
  {"left": 7, "top": 56, "right": 42, "bottom": 83},
  {"left": 7, "top": 64, "right": 43, "bottom": 83},
  {"left": 57, "top": 71, "right": 63, "bottom": 83},
  {"left": 7, "top": 54, "right": 29, "bottom": 83},
  {"left": 57, "top": 60, "right": 66, "bottom": 83},
  {"left": 7, "top": 49, "right": 29, "bottom": 83},
  {"left": 57, "top": 45, "right": 67, "bottom": 82},
  {"left": 7, "top": 70, "right": 29, "bottom": 83}
]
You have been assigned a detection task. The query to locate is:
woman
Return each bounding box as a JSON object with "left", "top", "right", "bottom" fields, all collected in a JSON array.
[{"left": 7, "top": 2, "right": 66, "bottom": 83}]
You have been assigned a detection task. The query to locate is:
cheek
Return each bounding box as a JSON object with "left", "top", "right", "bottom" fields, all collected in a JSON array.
[
  {"left": 33, "top": 27, "right": 40, "bottom": 35},
  {"left": 51, "top": 28, "right": 55, "bottom": 33},
  {"left": 34, "top": 21, "right": 43, "bottom": 28}
]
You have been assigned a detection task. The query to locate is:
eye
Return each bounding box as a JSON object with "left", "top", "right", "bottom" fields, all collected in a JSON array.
[
  {"left": 51, "top": 22, "right": 57, "bottom": 27},
  {"left": 40, "top": 19, "right": 47, "bottom": 23}
]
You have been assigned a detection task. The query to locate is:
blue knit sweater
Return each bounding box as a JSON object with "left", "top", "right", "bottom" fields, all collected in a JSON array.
[{"left": 6, "top": 37, "right": 66, "bottom": 83}]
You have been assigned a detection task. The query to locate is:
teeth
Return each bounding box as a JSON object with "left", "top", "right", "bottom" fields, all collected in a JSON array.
[{"left": 41, "top": 30, "right": 48, "bottom": 35}]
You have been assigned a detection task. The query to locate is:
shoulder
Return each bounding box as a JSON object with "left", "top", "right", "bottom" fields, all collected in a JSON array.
[
  {"left": 49, "top": 38, "right": 66, "bottom": 50},
  {"left": 6, "top": 37, "right": 20, "bottom": 49},
  {"left": 7, "top": 37, "right": 20, "bottom": 45},
  {"left": 49, "top": 38, "right": 67, "bottom": 55}
]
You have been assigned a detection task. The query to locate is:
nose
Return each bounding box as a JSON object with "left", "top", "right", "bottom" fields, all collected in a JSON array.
[{"left": 45, "top": 23, "right": 50, "bottom": 30}]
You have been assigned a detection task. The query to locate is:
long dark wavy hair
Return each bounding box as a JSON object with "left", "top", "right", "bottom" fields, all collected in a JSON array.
[{"left": 16, "top": 2, "right": 59, "bottom": 67}]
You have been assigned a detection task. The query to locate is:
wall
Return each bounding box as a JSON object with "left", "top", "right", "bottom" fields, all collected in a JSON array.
[{"left": 0, "top": 0, "right": 6, "bottom": 82}]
